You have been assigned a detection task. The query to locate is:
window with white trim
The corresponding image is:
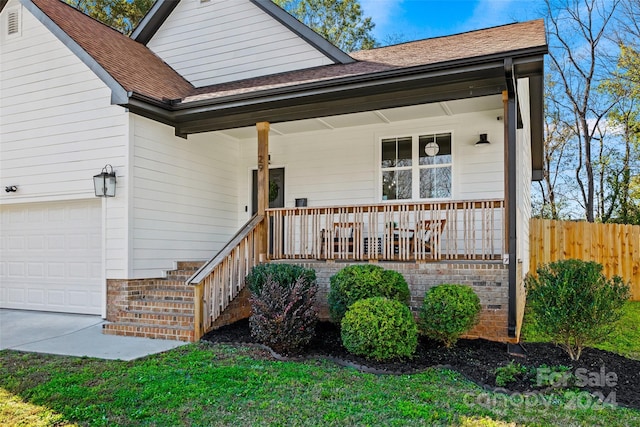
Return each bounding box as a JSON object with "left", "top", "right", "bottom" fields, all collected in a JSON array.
[{"left": 381, "top": 133, "right": 452, "bottom": 200}]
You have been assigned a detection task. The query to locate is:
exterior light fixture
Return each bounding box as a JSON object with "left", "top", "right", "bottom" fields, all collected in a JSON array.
[
  {"left": 93, "top": 164, "right": 116, "bottom": 197},
  {"left": 475, "top": 133, "right": 490, "bottom": 146},
  {"left": 4, "top": 185, "right": 17, "bottom": 193},
  {"left": 424, "top": 141, "right": 439, "bottom": 157}
]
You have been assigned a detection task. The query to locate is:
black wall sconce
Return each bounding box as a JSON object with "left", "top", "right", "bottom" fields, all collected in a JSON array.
[
  {"left": 295, "top": 198, "right": 307, "bottom": 207},
  {"left": 5, "top": 185, "right": 17, "bottom": 193},
  {"left": 475, "top": 133, "right": 490, "bottom": 146},
  {"left": 93, "top": 164, "right": 116, "bottom": 197}
]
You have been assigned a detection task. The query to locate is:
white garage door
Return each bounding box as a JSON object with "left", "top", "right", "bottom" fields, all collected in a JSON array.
[{"left": 0, "top": 200, "right": 102, "bottom": 315}]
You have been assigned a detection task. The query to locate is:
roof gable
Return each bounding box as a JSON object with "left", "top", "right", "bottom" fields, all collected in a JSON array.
[
  {"left": 26, "top": 0, "right": 192, "bottom": 102},
  {"left": 143, "top": 0, "right": 346, "bottom": 87}
]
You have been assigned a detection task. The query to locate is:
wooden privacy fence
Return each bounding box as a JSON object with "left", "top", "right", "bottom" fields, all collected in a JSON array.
[{"left": 530, "top": 218, "right": 640, "bottom": 301}]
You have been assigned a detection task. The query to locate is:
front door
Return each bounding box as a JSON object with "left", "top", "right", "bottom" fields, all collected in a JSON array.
[
  {"left": 252, "top": 167, "right": 285, "bottom": 214},
  {"left": 252, "top": 168, "right": 285, "bottom": 256}
]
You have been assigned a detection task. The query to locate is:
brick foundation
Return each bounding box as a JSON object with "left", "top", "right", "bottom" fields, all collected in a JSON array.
[
  {"left": 272, "top": 260, "right": 516, "bottom": 343},
  {"left": 210, "top": 286, "right": 252, "bottom": 329}
]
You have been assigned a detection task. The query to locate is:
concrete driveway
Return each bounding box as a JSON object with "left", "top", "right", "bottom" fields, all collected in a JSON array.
[{"left": 0, "top": 309, "right": 186, "bottom": 360}]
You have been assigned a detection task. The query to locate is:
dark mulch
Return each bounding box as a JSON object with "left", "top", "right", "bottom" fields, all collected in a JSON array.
[{"left": 202, "top": 319, "right": 640, "bottom": 410}]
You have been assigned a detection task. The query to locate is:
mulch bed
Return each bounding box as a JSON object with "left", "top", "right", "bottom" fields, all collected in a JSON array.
[{"left": 202, "top": 319, "right": 640, "bottom": 410}]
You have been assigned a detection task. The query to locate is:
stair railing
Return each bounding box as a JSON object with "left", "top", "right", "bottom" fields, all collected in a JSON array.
[{"left": 188, "top": 214, "right": 265, "bottom": 339}]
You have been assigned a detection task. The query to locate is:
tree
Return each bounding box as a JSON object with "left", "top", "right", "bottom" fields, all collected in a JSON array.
[
  {"left": 600, "top": 45, "right": 640, "bottom": 223},
  {"left": 544, "top": 0, "right": 620, "bottom": 222},
  {"left": 65, "top": 0, "right": 153, "bottom": 35},
  {"left": 273, "top": 0, "right": 376, "bottom": 51}
]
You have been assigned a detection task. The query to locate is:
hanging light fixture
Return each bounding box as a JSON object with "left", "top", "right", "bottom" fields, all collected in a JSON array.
[
  {"left": 424, "top": 140, "right": 440, "bottom": 157},
  {"left": 475, "top": 133, "right": 490, "bottom": 146},
  {"left": 93, "top": 164, "right": 116, "bottom": 197}
]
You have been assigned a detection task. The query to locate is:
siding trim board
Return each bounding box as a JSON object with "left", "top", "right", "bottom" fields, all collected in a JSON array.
[{"left": 20, "top": 0, "right": 128, "bottom": 104}]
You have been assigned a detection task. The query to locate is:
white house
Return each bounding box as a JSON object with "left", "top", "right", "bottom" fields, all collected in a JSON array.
[{"left": 0, "top": 0, "right": 547, "bottom": 342}]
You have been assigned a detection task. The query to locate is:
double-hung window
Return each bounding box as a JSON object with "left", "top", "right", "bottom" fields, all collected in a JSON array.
[{"left": 381, "top": 133, "right": 452, "bottom": 200}]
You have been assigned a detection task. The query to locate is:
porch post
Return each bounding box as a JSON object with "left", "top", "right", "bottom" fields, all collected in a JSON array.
[
  {"left": 503, "top": 61, "right": 518, "bottom": 338},
  {"left": 503, "top": 90, "right": 510, "bottom": 254},
  {"left": 257, "top": 122, "right": 270, "bottom": 262}
]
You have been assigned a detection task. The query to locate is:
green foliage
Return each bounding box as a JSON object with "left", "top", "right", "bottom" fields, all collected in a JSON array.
[
  {"left": 65, "top": 0, "right": 154, "bottom": 35},
  {"left": 327, "top": 264, "right": 410, "bottom": 323},
  {"left": 1, "top": 346, "right": 639, "bottom": 425},
  {"left": 418, "top": 284, "right": 481, "bottom": 348},
  {"left": 249, "top": 274, "right": 318, "bottom": 355},
  {"left": 246, "top": 263, "right": 316, "bottom": 294},
  {"left": 525, "top": 259, "right": 630, "bottom": 360},
  {"left": 273, "top": 0, "right": 376, "bottom": 51},
  {"left": 340, "top": 297, "right": 417, "bottom": 360},
  {"left": 493, "top": 361, "right": 527, "bottom": 387}
]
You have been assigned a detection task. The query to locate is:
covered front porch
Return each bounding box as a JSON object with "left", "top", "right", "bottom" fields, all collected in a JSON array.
[{"left": 267, "top": 199, "right": 504, "bottom": 262}]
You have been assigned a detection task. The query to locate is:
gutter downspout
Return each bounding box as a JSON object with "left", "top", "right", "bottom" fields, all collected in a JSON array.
[{"left": 504, "top": 58, "right": 518, "bottom": 338}]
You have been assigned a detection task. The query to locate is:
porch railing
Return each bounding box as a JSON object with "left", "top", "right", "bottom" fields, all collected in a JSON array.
[
  {"left": 188, "top": 214, "right": 265, "bottom": 338},
  {"left": 267, "top": 199, "right": 504, "bottom": 261}
]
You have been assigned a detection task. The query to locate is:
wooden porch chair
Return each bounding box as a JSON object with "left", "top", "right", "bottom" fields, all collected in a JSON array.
[
  {"left": 321, "top": 222, "right": 363, "bottom": 257},
  {"left": 415, "top": 219, "right": 447, "bottom": 254}
]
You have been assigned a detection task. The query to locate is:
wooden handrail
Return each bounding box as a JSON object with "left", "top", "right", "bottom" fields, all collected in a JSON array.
[
  {"left": 189, "top": 214, "right": 265, "bottom": 338},
  {"left": 188, "top": 214, "right": 264, "bottom": 285}
]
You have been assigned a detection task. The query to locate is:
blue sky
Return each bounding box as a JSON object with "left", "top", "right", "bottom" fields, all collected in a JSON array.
[{"left": 360, "top": 0, "right": 545, "bottom": 44}]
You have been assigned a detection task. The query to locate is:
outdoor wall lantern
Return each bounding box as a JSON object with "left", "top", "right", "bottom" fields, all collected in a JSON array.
[
  {"left": 424, "top": 141, "right": 440, "bottom": 157},
  {"left": 93, "top": 164, "right": 116, "bottom": 197},
  {"left": 475, "top": 133, "right": 490, "bottom": 146}
]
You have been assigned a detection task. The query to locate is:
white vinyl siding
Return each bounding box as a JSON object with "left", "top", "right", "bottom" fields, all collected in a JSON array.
[
  {"left": 130, "top": 115, "right": 240, "bottom": 278},
  {"left": 147, "top": 0, "right": 334, "bottom": 87},
  {"left": 237, "top": 108, "right": 505, "bottom": 215},
  {"left": 0, "top": 5, "right": 128, "bottom": 202},
  {"left": 0, "top": 3, "right": 130, "bottom": 280},
  {"left": 517, "top": 78, "right": 533, "bottom": 275},
  {"left": 0, "top": 200, "right": 102, "bottom": 315}
]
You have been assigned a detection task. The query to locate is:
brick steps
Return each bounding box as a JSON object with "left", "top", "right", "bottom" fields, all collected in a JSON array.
[
  {"left": 103, "top": 261, "right": 204, "bottom": 341},
  {"left": 102, "top": 322, "right": 193, "bottom": 341}
]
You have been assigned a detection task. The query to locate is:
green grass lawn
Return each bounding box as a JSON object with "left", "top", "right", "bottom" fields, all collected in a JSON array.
[
  {"left": 1, "top": 343, "right": 639, "bottom": 427},
  {"left": 521, "top": 301, "right": 640, "bottom": 360}
]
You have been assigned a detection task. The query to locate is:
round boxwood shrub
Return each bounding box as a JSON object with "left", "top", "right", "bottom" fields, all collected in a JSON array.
[
  {"left": 328, "top": 264, "right": 410, "bottom": 323},
  {"left": 419, "top": 284, "right": 481, "bottom": 348},
  {"left": 526, "top": 259, "right": 630, "bottom": 360},
  {"left": 246, "top": 263, "right": 316, "bottom": 294},
  {"left": 341, "top": 297, "right": 418, "bottom": 360}
]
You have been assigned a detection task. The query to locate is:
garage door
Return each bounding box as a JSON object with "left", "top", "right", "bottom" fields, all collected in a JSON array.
[{"left": 0, "top": 200, "right": 102, "bottom": 315}]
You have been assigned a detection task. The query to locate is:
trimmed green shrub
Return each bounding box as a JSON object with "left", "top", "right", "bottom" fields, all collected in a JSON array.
[
  {"left": 340, "top": 297, "right": 418, "bottom": 360},
  {"left": 419, "top": 284, "right": 481, "bottom": 348},
  {"left": 494, "top": 361, "right": 527, "bottom": 387},
  {"left": 245, "top": 263, "right": 316, "bottom": 294},
  {"left": 249, "top": 274, "right": 318, "bottom": 355},
  {"left": 328, "top": 264, "right": 410, "bottom": 323},
  {"left": 525, "top": 259, "right": 630, "bottom": 360}
]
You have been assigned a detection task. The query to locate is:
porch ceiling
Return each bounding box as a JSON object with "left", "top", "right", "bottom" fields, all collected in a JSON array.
[{"left": 216, "top": 95, "right": 503, "bottom": 140}]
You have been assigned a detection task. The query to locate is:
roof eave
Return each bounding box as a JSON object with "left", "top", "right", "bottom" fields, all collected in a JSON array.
[
  {"left": 250, "top": 0, "right": 354, "bottom": 64},
  {"left": 131, "top": 0, "right": 180, "bottom": 45},
  {"left": 21, "top": 0, "right": 128, "bottom": 104},
  {"left": 124, "top": 47, "right": 546, "bottom": 137}
]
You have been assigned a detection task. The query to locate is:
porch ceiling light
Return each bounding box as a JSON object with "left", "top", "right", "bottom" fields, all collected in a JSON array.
[
  {"left": 93, "top": 164, "right": 116, "bottom": 197},
  {"left": 424, "top": 141, "right": 439, "bottom": 157},
  {"left": 475, "top": 133, "right": 490, "bottom": 146}
]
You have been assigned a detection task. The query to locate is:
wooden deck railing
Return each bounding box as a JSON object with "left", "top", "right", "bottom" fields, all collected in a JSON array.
[
  {"left": 267, "top": 199, "right": 505, "bottom": 262},
  {"left": 188, "top": 214, "right": 265, "bottom": 338}
]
